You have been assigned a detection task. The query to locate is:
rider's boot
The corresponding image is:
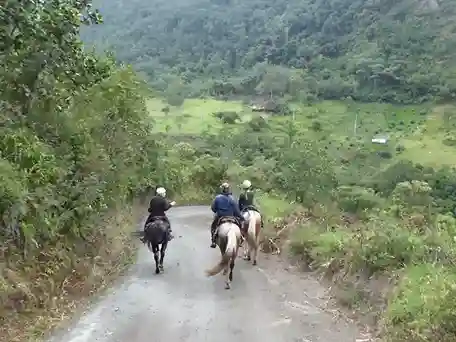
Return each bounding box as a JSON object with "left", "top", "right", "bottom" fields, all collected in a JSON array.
[
  {"left": 168, "top": 228, "right": 174, "bottom": 241},
  {"left": 210, "top": 221, "right": 217, "bottom": 248},
  {"left": 210, "top": 230, "right": 217, "bottom": 248},
  {"left": 210, "top": 229, "right": 217, "bottom": 248}
]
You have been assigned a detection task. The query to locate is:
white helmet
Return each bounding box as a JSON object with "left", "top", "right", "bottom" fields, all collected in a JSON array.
[
  {"left": 241, "top": 180, "right": 251, "bottom": 189},
  {"left": 220, "top": 182, "right": 230, "bottom": 192},
  {"left": 156, "top": 187, "right": 166, "bottom": 196}
]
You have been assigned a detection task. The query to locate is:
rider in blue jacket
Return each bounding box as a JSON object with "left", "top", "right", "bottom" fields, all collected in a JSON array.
[{"left": 210, "top": 182, "right": 244, "bottom": 248}]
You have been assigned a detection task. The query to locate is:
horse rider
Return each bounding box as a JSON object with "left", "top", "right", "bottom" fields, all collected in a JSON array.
[
  {"left": 210, "top": 182, "right": 244, "bottom": 248},
  {"left": 239, "top": 179, "right": 264, "bottom": 229},
  {"left": 141, "top": 187, "right": 176, "bottom": 243}
]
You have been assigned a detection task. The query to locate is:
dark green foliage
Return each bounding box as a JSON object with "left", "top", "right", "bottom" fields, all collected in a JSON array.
[
  {"left": 311, "top": 120, "right": 323, "bottom": 132},
  {"left": 366, "top": 161, "right": 456, "bottom": 214},
  {"left": 248, "top": 116, "right": 269, "bottom": 132},
  {"left": 83, "top": 0, "right": 456, "bottom": 104},
  {"left": 213, "top": 111, "right": 240, "bottom": 124},
  {"left": 0, "top": 0, "right": 160, "bottom": 249}
]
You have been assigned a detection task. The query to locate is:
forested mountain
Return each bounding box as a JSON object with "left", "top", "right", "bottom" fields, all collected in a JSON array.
[{"left": 82, "top": 0, "right": 456, "bottom": 104}]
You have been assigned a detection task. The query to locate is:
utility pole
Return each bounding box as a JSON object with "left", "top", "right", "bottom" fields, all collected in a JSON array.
[{"left": 353, "top": 111, "right": 358, "bottom": 137}]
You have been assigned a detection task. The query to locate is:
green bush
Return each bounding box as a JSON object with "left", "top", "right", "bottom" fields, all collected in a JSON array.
[
  {"left": 290, "top": 224, "right": 352, "bottom": 264},
  {"left": 350, "top": 217, "right": 428, "bottom": 275},
  {"left": 213, "top": 111, "right": 240, "bottom": 124},
  {"left": 248, "top": 116, "right": 269, "bottom": 131},
  {"left": 385, "top": 264, "right": 456, "bottom": 342},
  {"left": 335, "top": 185, "right": 384, "bottom": 214}
]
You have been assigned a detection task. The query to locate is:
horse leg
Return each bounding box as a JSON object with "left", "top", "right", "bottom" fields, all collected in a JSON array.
[
  {"left": 159, "top": 242, "right": 167, "bottom": 271},
  {"left": 243, "top": 232, "right": 252, "bottom": 262},
  {"left": 242, "top": 235, "right": 250, "bottom": 261},
  {"left": 250, "top": 219, "right": 261, "bottom": 266},
  {"left": 153, "top": 245, "right": 160, "bottom": 274},
  {"left": 220, "top": 245, "right": 229, "bottom": 276},
  {"left": 226, "top": 256, "right": 235, "bottom": 290},
  {"left": 252, "top": 244, "right": 258, "bottom": 266}
]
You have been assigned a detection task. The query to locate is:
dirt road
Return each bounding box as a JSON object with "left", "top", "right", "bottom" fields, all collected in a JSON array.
[{"left": 48, "top": 206, "right": 365, "bottom": 342}]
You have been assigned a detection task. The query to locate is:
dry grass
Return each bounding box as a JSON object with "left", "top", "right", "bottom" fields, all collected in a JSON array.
[{"left": 0, "top": 202, "right": 143, "bottom": 342}]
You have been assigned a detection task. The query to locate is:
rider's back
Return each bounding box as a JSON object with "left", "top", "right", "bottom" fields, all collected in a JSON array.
[
  {"left": 239, "top": 190, "right": 254, "bottom": 209},
  {"left": 148, "top": 196, "right": 169, "bottom": 217},
  {"left": 212, "top": 194, "right": 235, "bottom": 217}
]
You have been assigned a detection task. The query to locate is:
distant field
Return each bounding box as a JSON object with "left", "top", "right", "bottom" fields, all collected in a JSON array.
[
  {"left": 400, "top": 105, "right": 456, "bottom": 167},
  {"left": 147, "top": 98, "right": 254, "bottom": 134},
  {"left": 147, "top": 97, "right": 456, "bottom": 168}
]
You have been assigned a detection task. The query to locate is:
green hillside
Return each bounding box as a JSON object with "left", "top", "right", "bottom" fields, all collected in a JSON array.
[{"left": 83, "top": 0, "right": 456, "bottom": 103}]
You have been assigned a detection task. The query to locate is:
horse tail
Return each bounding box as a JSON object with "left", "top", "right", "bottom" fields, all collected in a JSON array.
[
  {"left": 205, "top": 227, "right": 237, "bottom": 277},
  {"left": 245, "top": 211, "right": 260, "bottom": 250}
]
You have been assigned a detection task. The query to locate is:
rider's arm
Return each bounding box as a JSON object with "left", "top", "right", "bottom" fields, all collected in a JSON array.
[
  {"left": 211, "top": 196, "right": 218, "bottom": 213},
  {"left": 231, "top": 197, "right": 242, "bottom": 218},
  {"left": 147, "top": 198, "right": 154, "bottom": 213},
  {"left": 163, "top": 198, "right": 172, "bottom": 211},
  {"left": 238, "top": 193, "right": 245, "bottom": 208}
]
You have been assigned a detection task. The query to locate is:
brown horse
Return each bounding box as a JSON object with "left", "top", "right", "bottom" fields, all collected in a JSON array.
[
  {"left": 205, "top": 219, "right": 242, "bottom": 289},
  {"left": 241, "top": 209, "right": 262, "bottom": 265}
]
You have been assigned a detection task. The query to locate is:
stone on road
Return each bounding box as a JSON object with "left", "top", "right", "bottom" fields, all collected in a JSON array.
[{"left": 48, "top": 206, "right": 363, "bottom": 342}]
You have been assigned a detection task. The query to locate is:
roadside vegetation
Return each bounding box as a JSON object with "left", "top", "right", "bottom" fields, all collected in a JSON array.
[
  {"left": 0, "top": 2, "right": 213, "bottom": 341},
  {"left": 155, "top": 97, "right": 456, "bottom": 342}
]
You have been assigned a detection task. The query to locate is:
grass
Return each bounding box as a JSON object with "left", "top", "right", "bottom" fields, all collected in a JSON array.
[
  {"left": 384, "top": 264, "right": 456, "bottom": 342},
  {"left": 147, "top": 98, "right": 254, "bottom": 134},
  {"left": 0, "top": 203, "right": 142, "bottom": 342},
  {"left": 257, "top": 193, "right": 296, "bottom": 219},
  {"left": 148, "top": 96, "right": 456, "bottom": 169},
  {"left": 285, "top": 187, "right": 456, "bottom": 340},
  {"left": 399, "top": 105, "right": 456, "bottom": 167}
]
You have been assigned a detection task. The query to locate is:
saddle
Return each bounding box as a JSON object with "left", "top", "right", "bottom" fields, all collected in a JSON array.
[
  {"left": 241, "top": 205, "right": 261, "bottom": 214},
  {"left": 216, "top": 216, "right": 242, "bottom": 229},
  {"left": 146, "top": 216, "right": 170, "bottom": 229}
]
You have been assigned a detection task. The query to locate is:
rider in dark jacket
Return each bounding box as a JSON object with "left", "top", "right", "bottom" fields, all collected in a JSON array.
[
  {"left": 209, "top": 182, "right": 244, "bottom": 248},
  {"left": 238, "top": 179, "right": 263, "bottom": 228},
  {"left": 142, "top": 187, "right": 175, "bottom": 242}
]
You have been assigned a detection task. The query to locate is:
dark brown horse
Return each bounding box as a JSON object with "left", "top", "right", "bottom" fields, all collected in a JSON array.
[{"left": 143, "top": 218, "right": 169, "bottom": 274}]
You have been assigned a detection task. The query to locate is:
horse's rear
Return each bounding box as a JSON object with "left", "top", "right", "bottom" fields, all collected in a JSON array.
[
  {"left": 144, "top": 219, "right": 168, "bottom": 274},
  {"left": 205, "top": 221, "right": 241, "bottom": 289},
  {"left": 242, "top": 210, "right": 262, "bottom": 265}
]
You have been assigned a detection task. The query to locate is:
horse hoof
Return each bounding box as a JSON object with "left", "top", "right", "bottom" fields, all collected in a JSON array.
[
  {"left": 253, "top": 260, "right": 257, "bottom": 266},
  {"left": 155, "top": 269, "right": 160, "bottom": 274},
  {"left": 225, "top": 283, "right": 230, "bottom": 290}
]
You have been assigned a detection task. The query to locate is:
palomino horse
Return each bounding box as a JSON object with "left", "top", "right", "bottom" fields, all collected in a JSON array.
[
  {"left": 143, "top": 217, "right": 169, "bottom": 274},
  {"left": 241, "top": 208, "right": 262, "bottom": 266},
  {"left": 205, "top": 217, "right": 242, "bottom": 289}
]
